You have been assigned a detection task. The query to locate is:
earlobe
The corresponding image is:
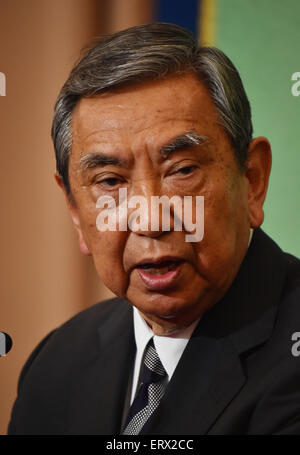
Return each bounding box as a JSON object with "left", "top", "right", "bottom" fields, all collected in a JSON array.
[
  {"left": 246, "top": 137, "right": 272, "bottom": 229},
  {"left": 54, "top": 172, "right": 92, "bottom": 256},
  {"left": 77, "top": 227, "right": 92, "bottom": 256}
]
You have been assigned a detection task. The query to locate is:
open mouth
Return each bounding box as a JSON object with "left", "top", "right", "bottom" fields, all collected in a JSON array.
[
  {"left": 137, "top": 258, "right": 184, "bottom": 275},
  {"left": 135, "top": 258, "right": 185, "bottom": 291}
]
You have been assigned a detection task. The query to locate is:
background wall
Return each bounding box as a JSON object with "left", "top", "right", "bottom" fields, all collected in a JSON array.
[
  {"left": 0, "top": 0, "right": 299, "bottom": 435},
  {"left": 216, "top": 0, "right": 300, "bottom": 258}
]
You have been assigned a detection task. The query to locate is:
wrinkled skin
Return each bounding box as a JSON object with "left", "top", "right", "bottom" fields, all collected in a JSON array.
[{"left": 57, "top": 72, "right": 271, "bottom": 335}]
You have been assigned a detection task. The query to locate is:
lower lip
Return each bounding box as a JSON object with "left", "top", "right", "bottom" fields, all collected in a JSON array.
[{"left": 136, "top": 263, "right": 183, "bottom": 291}]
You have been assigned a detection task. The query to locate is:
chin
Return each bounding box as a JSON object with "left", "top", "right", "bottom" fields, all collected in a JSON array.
[{"left": 136, "top": 294, "right": 196, "bottom": 321}]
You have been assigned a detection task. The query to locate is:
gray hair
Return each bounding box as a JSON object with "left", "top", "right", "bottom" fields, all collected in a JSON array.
[{"left": 51, "top": 22, "right": 252, "bottom": 196}]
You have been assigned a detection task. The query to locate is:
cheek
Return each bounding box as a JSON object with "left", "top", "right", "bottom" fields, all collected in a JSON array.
[
  {"left": 204, "top": 169, "right": 246, "bottom": 230},
  {"left": 193, "top": 173, "right": 248, "bottom": 286},
  {"left": 81, "top": 214, "right": 130, "bottom": 296}
]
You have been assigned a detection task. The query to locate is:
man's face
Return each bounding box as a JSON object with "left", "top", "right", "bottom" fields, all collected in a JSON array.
[{"left": 67, "top": 73, "right": 252, "bottom": 334}]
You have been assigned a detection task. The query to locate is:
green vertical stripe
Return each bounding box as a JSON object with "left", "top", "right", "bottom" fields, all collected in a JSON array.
[{"left": 216, "top": 0, "right": 300, "bottom": 257}]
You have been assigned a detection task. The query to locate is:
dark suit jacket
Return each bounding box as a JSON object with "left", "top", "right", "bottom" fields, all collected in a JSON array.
[{"left": 7, "top": 228, "right": 300, "bottom": 435}]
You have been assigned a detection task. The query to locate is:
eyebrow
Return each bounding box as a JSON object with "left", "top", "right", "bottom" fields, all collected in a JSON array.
[
  {"left": 160, "top": 131, "right": 209, "bottom": 159},
  {"left": 79, "top": 131, "right": 208, "bottom": 172},
  {"left": 79, "top": 153, "right": 127, "bottom": 172}
]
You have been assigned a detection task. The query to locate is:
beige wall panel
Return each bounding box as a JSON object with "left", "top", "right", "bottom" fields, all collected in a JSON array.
[{"left": 0, "top": 0, "right": 110, "bottom": 434}]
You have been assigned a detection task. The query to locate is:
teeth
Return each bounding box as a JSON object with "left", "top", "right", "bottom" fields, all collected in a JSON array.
[
  {"left": 139, "top": 260, "right": 182, "bottom": 275},
  {"left": 168, "top": 262, "right": 180, "bottom": 271},
  {"left": 144, "top": 266, "right": 170, "bottom": 275}
]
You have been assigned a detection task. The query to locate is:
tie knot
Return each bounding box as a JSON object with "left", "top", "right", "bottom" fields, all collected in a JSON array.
[{"left": 141, "top": 338, "right": 167, "bottom": 384}]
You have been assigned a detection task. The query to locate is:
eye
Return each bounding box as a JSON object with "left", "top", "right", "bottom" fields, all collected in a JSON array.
[
  {"left": 176, "top": 165, "right": 197, "bottom": 175},
  {"left": 96, "top": 177, "right": 124, "bottom": 188}
]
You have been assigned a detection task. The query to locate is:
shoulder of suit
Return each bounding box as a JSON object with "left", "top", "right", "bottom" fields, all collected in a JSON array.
[
  {"left": 57, "top": 295, "right": 131, "bottom": 330},
  {"left": 282, "top": 251, "right": 300, "bottom": 298},
  {"left": 50, "top": 296, "right": 132, "bottom": 344},
  {"left": 254, "top": 228, "right": 300, "bottom": 301},
  {"left": 273, "top": 250, "right": 300, "bottom": 331},
  {"left": 17, "top": 297, "right": 132, "bottom": 386}
]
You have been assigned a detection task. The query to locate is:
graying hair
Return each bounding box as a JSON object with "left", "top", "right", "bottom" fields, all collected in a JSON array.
[{"left": 51, "top": 22, "right": 252, "bottom": 196}]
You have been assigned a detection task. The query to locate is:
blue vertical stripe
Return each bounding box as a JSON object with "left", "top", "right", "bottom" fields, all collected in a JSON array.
[{"left": 156, "top": 0, "right": 201, "bottom": 38}]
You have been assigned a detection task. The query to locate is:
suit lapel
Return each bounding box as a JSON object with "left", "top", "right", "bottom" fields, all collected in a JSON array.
[
  {"left": 68, "top": 301, "right": 135, "bottom": 434},
  {"left": 146, "top": 332, "right": 245, "bottom": 434}
]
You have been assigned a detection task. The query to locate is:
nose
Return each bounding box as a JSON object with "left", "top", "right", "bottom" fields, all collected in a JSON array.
[{"left": 127, "top": 179, "right": 176, "bottom": 238}]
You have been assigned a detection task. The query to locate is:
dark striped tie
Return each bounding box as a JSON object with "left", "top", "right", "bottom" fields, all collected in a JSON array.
[{"left": 122, "top": 337, "right": 168, "bottom": 435}]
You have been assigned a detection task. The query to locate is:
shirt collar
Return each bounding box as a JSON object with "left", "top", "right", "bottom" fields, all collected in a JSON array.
[{"left": 133, "top": 306, "right": 200, "bottom": 379}]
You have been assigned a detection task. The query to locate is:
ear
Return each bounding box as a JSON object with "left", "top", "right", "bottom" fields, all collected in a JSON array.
[
  {"left": 245, "top": 137, "right": 272, "bottom": 228},
  {"left": 55, "top": 173, "right": 91, "bottom": 255}
]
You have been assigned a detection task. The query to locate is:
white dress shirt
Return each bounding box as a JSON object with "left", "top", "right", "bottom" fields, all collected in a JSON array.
[{"left": 130, "top": 307, "right": 201, "bottom": 404}]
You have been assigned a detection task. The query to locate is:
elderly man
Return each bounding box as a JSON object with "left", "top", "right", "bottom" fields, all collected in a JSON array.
[{"left": 8, "top": 23, "right": 300, "bottom": 435}]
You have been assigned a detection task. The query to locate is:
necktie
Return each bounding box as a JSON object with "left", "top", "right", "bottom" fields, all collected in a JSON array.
[{"left": 122, "top": 337, "right": 168, "bottom": 435}]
